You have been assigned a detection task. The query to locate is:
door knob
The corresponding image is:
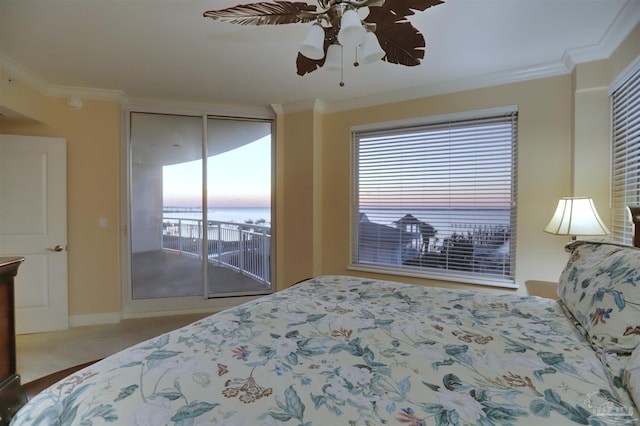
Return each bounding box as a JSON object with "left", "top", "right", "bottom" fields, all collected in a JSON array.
[{"left": 48, "top": 245, "right": 64, "bottom": 252}]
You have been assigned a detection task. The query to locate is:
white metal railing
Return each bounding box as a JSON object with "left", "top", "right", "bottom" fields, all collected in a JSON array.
[{"left": 162, "top": 217, "right": 271, "bottom": 287}]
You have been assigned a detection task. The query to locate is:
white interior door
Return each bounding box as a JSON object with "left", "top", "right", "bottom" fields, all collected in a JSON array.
[{"left": 0, "top": 134, "right": 68, "bottom": 334}]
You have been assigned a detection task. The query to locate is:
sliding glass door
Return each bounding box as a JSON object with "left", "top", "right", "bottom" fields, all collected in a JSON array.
[
  {"left": 129, "top": 112, "right": 273, "bottom": 301},
  {"left": 205, "top": 117, "right": 272, "bottom": 297}
]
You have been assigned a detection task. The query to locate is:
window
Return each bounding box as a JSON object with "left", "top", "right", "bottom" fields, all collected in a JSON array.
[
  {"left": 611, "top": 61, "right": 640, "bottom": 245},
  {"left": 351, "top": 107, "right": 518, "bottom": 287}
]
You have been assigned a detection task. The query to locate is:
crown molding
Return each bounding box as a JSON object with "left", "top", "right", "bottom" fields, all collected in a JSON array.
[
  {"left": 276, "top": 98, "right": 327, "bottom": 114},
  {"left": 0, "top": 53, "right": 50, "bottom": 93},
  {"left": 323, "top": 0, "right": 640, "bottom": 113},
  {"left": 47, "top": 85, "right": 127, "bottom": 103},
  {"left": 2, "top": 0, "right": 637, "bottom": 117},
  {"left": 125, "top": 97, "right": 275, "bottom": 120},
  {"left": 1, "top": 52, "right": 129, "bottom": 104},
  {"left": 270, "top": 104, "right": 284, "bottom": 116},
  {"left": 563, "top": 0, "right": 640, "bottom": 66},
  {"left": 324, "top": 61, "right": 569, "bottom": 113},
  {"left": 0, "top": 53, "right": 273, "bottom": 118}
]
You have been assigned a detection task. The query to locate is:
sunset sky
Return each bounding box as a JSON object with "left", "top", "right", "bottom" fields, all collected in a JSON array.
[{"left": 163, "top": 135, "right": 271, "bottom": 208}]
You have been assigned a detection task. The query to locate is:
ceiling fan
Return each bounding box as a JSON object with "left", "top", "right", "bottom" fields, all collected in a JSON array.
[{"left": 203, "top": 0, "right": 443, "bottom": 80}]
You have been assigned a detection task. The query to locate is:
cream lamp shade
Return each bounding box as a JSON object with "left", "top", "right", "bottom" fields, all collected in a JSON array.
[
  {"left": 299, "top": 23, "right": 325, "bottom": 60},
  {"left": 359, "top": 31, "right": 385, "bottom": 64},
  {"left": 324, "top": 44, "right": 342, "bottom": 70},
  {"left": 544, "top": 197, "right": 610, "bottom": 239},
  {"left": 338, "top": 8, "right": 366, "bottom": 47}
]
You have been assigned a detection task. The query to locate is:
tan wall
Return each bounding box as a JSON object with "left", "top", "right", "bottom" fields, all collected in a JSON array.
[
  {"left": 315, "top": 75, "right": 574, "bottom": 294},
  {"left": 279, "top": 23, "right": 638, "bottom": 293},
  {"left": 573, "top": 60, "right": 611, "bottom": 222},
  {"left": 0, "top": 23, "right": 637, "bottom": 317},
  {"left": 609, "top": 24, "right": 640, "bottom": 81},
  {"left": 0, "top": 70, "right": 45, "bottom": 122},
  {"left": 573, "top": 23, "right": 640, "bottom": 233},
  {"left": 0, "top": 95, "right": 122, "bottom": 317},
  {"left": 277, "top": 109, "right": 315, "bottom": 287}
]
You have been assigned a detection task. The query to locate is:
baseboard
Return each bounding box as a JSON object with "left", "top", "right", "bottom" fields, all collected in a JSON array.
[
  {"left": 122, "top": 307, "right": 224, "bottom": 320},
  {"left": 69, "top": 309, "right": 225, "bottom": 327},
  {"left": 69, "top": 312, "right": 122, "bottom": 327}
]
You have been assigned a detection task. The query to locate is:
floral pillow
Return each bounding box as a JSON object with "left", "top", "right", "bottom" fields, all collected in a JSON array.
[{"left": 558, "top": 240, "right": 640, "bottom": 351}]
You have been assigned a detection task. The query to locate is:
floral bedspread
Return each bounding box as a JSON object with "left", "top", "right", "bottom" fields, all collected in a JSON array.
[{"left": 12, "top": 275, "right": 637, "bottom": 425}]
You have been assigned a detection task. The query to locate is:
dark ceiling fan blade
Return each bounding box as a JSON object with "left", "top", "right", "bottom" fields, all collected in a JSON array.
[
  {"left": 364, "top": 0, "right": 440, "bottom": 67},
  {"left": 203, "top": 1, "right": 317, "bottom": 26},
  {"left": 387, "top": 0, "right": 444, "bottom": 16},
  {"left": 366, "top": 0, "right": 443, "bottom": 23},
  {"left": 376, "top": 20, "right": 425, "bottom": 67},
  {"left": 296, "top": 53, "right": 325, "bottom": 76}
]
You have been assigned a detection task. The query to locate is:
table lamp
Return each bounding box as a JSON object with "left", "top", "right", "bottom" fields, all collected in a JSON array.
[{"left": 544, "top": 196, "right": 610, "bottom": 240}]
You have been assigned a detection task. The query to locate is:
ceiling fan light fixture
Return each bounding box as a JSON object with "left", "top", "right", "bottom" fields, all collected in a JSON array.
[
  {"left": 203, "top": 0, "right": 444, "bottom": 77},
  {"left": 359, "top": 31, "right": 385, "bottom": 64},
  {"left": 299, "top": 23, "right": 326, "bottom": 60},
  {"left": 325, "top": 44, "right": 343, "bottom": 70},
  {"left": 337, "top": 8, "right": 366, "bottom": 48}
]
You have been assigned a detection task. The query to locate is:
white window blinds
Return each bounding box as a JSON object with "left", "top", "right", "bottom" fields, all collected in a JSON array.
[
  {"left": 611, "top": 62, "right": 640, "bottom": 245},
  {"left": 352, "top": 108, "right": 518, "bottom": 286}
]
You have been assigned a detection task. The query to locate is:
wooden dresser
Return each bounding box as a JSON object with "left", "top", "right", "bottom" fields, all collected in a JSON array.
[{"left": 0, "top": 257, "right": 25, "bottom": 425}]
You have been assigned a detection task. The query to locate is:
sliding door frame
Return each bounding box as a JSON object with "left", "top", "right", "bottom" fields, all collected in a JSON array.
[{"left": 121, "top": 102, "right": 276, "bottom": 318}]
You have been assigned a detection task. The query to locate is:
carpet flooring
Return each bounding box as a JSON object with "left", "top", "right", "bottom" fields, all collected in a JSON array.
[{"left": 16, "top": 313, "right": 211, "bottom": 383}]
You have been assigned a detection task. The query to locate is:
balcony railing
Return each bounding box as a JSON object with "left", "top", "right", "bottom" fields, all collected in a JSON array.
[{"left": 162, "top": 217, "right": 271, "bottom": 287}]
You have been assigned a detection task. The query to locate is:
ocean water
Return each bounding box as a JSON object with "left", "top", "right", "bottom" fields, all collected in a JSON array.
[
  {"left": 360, "top": 207, "right": 510, "bottom": 225},
  {"left": 163, "top": 206, "right": 511, "bottom": 239},
  {"left": 164, "top": 207, "right": 271, "bottom": 225}
]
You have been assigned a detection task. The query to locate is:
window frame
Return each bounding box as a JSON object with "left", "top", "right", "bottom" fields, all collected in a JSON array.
[
  {"left": 349, "top": 106, "right": 518, "bottom": 288},
  {"left": 609, "top": 58, "right": 640, "bottom": 246}
]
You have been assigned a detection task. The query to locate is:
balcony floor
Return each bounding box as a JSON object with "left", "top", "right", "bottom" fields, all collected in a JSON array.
[{"left": 131, "top": 250, "right": 271, "bottom": 299}]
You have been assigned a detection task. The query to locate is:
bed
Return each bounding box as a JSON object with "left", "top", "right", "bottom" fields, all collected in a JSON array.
[{"left": 11, "top": 240, "right": 640, "bottom": 425}]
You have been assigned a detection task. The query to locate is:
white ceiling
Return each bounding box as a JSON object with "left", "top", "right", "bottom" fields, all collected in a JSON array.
[{"left": 1, "top": 0, "right": 638, "bottom": 112}]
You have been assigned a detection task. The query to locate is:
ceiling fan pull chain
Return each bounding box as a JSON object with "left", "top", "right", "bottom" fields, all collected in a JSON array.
[{"left": 340, "top": 45, "right": 345, "bottom": 87}]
